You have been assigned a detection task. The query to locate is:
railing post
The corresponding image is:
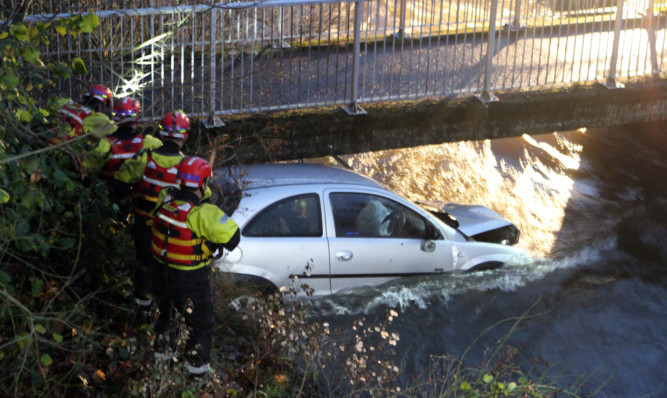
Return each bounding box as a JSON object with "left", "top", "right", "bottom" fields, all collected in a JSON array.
[
  {"left": 508, "top": 0, "right": 524, "bottom": 32},
  {"left": 643, "top": 0, "right": 660, "bottom": 75},
  {"left": 604, "top": 0, "right": 625, "bottom": 89},
  {"left": 204, "top": 5, "right": 224, "bottom": 128},
  {"left": 476, "top": 0, "right": 500, "bottom": 104},
  {"left": 342, "top": 0, "right": 367, "bottom": 115},
  {"left": 390, "top": 0, "right": 410, "bottom": 40}
]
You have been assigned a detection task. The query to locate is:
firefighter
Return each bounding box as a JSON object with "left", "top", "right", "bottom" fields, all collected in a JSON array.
[
  {"left": 151, "top": 156, "right": 240, "bottom": 378},
  {"left": 52, "top": 84, "right": 116, "bottom": 144},
  {"left": 112, "top": 110, "right": 191, "bottom": 323},
  {"left": 81, "top": 97, "right": 162, "bottom": 178}
]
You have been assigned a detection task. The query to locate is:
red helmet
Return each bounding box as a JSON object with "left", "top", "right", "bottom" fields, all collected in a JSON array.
[
  {"left": 112, "top": 97, "right": 141, "bottom": 124},
  {"left": 159, "top": 110, "right": 190, "bottom": 140},
  {"left": 83, "top": 84, "right": 112, "bottom": 106},
  {"left": 178, "top": 157, "right": 212, "bottom": 189}
]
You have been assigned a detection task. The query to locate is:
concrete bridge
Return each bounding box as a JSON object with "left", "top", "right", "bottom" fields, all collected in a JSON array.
[{"left": 204, "top": 75, "right": 667, "bottom": 162}]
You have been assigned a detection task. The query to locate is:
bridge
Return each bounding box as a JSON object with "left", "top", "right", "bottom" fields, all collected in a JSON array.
[{"left": 12, "top": 0, "right": 667, "bottom": 160}]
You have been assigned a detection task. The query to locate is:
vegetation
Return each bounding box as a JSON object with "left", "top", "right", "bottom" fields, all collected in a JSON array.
[{"left": 0, "top": 8, "right": 595, "bottom": 398}]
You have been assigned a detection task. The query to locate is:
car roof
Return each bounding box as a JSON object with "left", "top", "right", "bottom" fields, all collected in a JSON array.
[{"left": 216, "top": 163, "right": 385, "bottom": 190}]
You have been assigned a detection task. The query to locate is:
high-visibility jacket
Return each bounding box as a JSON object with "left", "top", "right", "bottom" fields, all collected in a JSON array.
[
  {"left": 115, "top": 147, "right": 185, "bottom": 220},
  {"left": 59, "top": 102, "right": 93, "bottom": 137},
  {"left": 52, "top": 102, "right": 116, "bottom": 145},
  {"left": 151, "top": 190, "right": 239, "bottom": 270},
  {"left": 82, "top": 129, "right": 161, "bottom": 176},
  {"left": 101, "top": 134, "right": 147, "bottom": 177}
]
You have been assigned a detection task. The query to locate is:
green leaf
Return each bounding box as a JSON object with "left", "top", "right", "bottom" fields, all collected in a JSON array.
[
  {"left": 31, "top": 278, "right": 44, "bottom": 297},
  {"left": 59, "top": 238, "right": 76, "bottom": 250},
  {"left": 55, "top": 97, "right": 71, "bottom": 108},
  {"left": 79, "top": 13, "right": 100, "bottom": 33},
  {"left": 17, "top": 333, "right": 30, "bottom": 350},
  {"left": 0, "top": 270, "right": 11, "bottom": 284},
  {"left": 40, "top": 354, "right": 53, "bottom": 367},
  {"left": 483, "top": 374, "right": 494, "bottom": 384},
  {"left": 24, "top": 45, "right": 41, "bottom": 65},
  {"left": 54, "top": 21, "right": 67, "bottom": 36},
  {"left": 72, "top": 58, "right": 88, "bottom": 75},
  {"left": 16, "top": 108, "right": 33, "bottom": 122},
  {"left": 35, "top": 324, "right": 47, "bottom": 334},
  {"left": 9, "top": 24, "right": 30, "bottom": 42},
  {"left": 508, "top": 382, "right": 516, "bottom": 391},
  {"left": 0, "top": 188, "right": 9, "bottom": 204},
  {"left": 460, "top": 381, "right": 471, "bottom": 391},
  {"left": 1, "top": 73, "right": 19, "bottom": 90},
  {"left": 52, "top": 333, "right": 63, "bottom": 343}
]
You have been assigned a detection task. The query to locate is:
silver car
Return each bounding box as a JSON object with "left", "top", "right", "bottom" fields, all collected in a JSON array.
[{"left": 214, "top": 163, "right": 525, "bottom": 297}]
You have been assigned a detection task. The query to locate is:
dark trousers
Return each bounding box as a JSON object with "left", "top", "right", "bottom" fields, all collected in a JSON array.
[
  {"left": 132, "top": 218, "right": 157, "bottom": 303},
  {"left": 154, "top": 265, "right": 213, "bottom": 368}
]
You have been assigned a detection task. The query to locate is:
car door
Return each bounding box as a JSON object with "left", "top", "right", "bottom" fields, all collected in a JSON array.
[
  {"left": 324, "top": 190, "right": 454, "bottom": 294},
  {"left": 237, "top": 192, "right": 331, "bottom": 295}
]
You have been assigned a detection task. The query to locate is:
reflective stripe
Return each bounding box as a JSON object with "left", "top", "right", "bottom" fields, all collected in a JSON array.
[
  {"left": 135, "top": 297, "right": 152, "bottom": 306},
  {"left": 110, "top": 153, "right": 135, "bottom": 159},
  {"left": 135, "top": 194, "right": 159, "bottom": 203},
  {"left": 151, "top": 241, "right": 210, "bottom": 261},
  {"left": 158, "top": 212, "right": 188, "bottom": 229},
  {"left": 152, "top": 229, "right": 202, "bottom": 246},
  {"left": 135, "top": 207, "right": 153, "bottom": 220},
  {"left": 167, "top": 261, "right": 210, "bottom": 271},
  {"left": 218, "top": 214, "right": 230, "bottom": 225},
  {"left": 146, "top": 161, "right": 177, "bottom": 174},
  {"left": 60, "top": 109, "right": 84, "bottom": 124},
  {"left": 154, "top": 352, "right": 176, "bottom": 361},
  {"left": 143, "top": 175, "right": 180, "bottom": 188},
  {"left": 187, "top": 363, "right": 210, "bottom": 375},
  {"left": 164, "top": 132, "right": 187, "bottom": 140}
]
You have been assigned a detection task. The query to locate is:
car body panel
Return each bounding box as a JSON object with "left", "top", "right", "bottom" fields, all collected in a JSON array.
[
  {"left": 420, "top": 200, "right": 514, "bottom": 237},
  {"left": 214, "top": 163, "right": 525, "bottom": 297}
]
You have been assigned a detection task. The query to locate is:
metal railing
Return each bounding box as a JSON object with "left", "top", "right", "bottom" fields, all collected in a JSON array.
[{"left": 9, "top": 0, "right": 667, "bottom": 120}]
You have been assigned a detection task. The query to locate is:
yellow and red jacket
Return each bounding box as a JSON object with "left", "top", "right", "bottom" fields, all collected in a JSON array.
[
  {"left": 82, "top": 129, "right": 160, "bottom": 176},
  {"left": 101, "top": 134, "right": 147, "bottom": 177},
  {"left": 151, "top": 190, "right": 239, "bottom": 270},
  {"left": 115, "top": 147, "right": 185, "bottom": 220},
  {"left": 59, "top": 102, "right": 93, "bottom": 137}
]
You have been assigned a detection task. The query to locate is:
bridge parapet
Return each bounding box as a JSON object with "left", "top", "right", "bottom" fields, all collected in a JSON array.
[{"left": 8, "top": 0, "right": 667, "bottom": 122}]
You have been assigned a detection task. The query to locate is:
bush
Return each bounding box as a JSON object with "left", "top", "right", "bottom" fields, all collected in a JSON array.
[{"left": 0, "top": 10, "right": 137, "bottom": 396}]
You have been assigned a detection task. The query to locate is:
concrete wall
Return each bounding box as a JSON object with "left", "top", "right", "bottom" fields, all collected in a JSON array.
[{"left": 185, "top": 76, "right": 667, "bottom": 163}]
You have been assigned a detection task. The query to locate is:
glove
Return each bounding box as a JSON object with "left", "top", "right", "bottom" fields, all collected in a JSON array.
[{"left": 212, "top": 248, "right": 224, "bottom": 259}]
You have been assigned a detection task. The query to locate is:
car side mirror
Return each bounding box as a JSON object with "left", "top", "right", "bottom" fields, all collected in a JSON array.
[
  {"left": 421, "top": 222, "right": 438, "bottom": 252},
  {"left": 421, "top": 239, "right": 436, "bottom": 252}
]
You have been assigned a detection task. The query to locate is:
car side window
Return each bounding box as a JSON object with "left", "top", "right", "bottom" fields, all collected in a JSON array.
[
  {"left": 330, "top": 193, "right": 427, "bottom": 239},
  {"left": 243, "top": 194, "right": 322, "bottom": 237}
]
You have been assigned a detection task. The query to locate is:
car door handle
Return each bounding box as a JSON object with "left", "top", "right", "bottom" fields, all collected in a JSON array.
[{"left": 336, "top": 251, "right": 353, "bottom": 261}]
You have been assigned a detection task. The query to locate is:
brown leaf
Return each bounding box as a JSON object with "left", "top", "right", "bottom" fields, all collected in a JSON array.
[
  {"left": 30, "top": 169, "right": 41, "bottom": 183},
  {"left": 94, "top": 369, "right": 105, "bottom": 381}
]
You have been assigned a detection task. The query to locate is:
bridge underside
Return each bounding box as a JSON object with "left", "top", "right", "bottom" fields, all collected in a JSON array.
[{"left": 186, "top": 76, "right": 667, "bottom": 163}]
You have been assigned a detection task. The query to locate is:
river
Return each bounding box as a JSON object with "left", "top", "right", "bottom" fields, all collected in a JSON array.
[{"left": 311, "top": 121, "right": 666, "bottom": 397}]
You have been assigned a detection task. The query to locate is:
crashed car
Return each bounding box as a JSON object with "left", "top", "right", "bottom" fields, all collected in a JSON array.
[{"left": 214, "top": 163, "right": 524, "bottom": 297}]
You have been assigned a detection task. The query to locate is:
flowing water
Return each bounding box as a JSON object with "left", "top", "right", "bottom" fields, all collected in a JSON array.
[{"left": 312, "top": 121, "right": 666, "bottom": 397}]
